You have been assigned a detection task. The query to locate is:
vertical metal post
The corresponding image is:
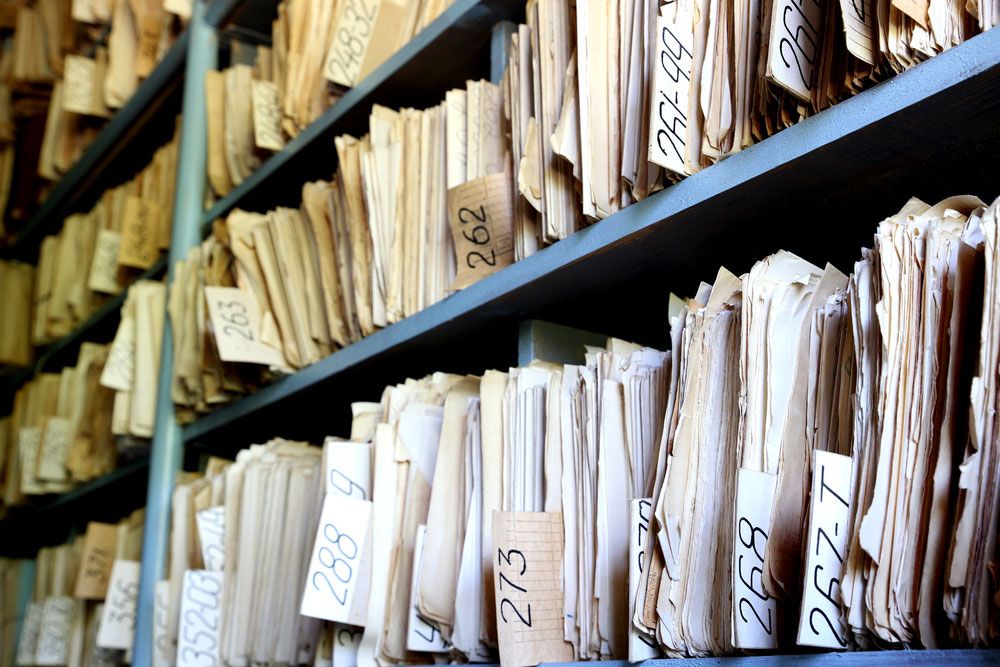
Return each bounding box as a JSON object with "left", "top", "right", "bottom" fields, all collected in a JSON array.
[{"left": 132, "top": 1, "right": 216, "bottom": 662}]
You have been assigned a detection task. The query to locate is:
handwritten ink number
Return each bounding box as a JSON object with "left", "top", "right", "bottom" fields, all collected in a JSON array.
[
  {"left": 498, "top": 548, "right": 527, "bottom": 575},
  {"left": 500, "top": 599, "right": 532, "bottom": 627}
]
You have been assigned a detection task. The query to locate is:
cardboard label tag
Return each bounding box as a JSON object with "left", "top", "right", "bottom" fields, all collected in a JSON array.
[
  {"left": 733, "top": 468, "right": 779, "bottom": 649},
  {"left": 323, "top": 439, "right": 372, "bottom": 500},
  {"left": 648, "top": 10, "right": 694, "bottom": 176},
  {"left": 88, "top": 229, "right": 123, "bottom": 295},
  {"left": 176, "top": 570, "right": 223, "bottom": 667},
  {"left": 204, "top": 286, "right": 284, "bottom": 366},
  {"left": 797, "top": 451, "right": 853, "bottom": 649},
  {"left": 332, "top": 624, "right": 362, "bottom": 667},
  {"left": 63, "top": 55, "right": 97, "bottom": 115},
  {"left": 35, "top": 596, "right": 75, "bottom": 666},
  {"left": 406, "top": 525, "right": 451, "bottom": 653},
  {"left": 323, "top": 0, "right": 379, "bottom": 87},
  {"left": 447, "top": 172, "right": 515, "bottom": 291},
  {"left": 96, "top": 560, "right": 140, "bottom": 650},
  {"left": 153, "top": 580, "right": 174, "bottom": 667},
  {"left": 628, "top": 499, "right": 660, "bottom": 661},
  {"left": 100, "top": 312, "right": 135, "bottom": 392},
  {"left": 117, "top": 197, "right": 160, "bottom": 269},
  {"left": 19, "top": 426, "right": 44, "bottom": 495},
  {"left": 300, "top": 494, "right": 373, "bottom": 625},
  {"left": 195, "top": 506, "right": 226, "bottom": 571},
  {"left": 766, "top": 0, "right": 822, "bottom": 101},
  {"left": 16, "top": 600, "right": 43, "bottom": 665},
  {"left": 251, "top": 79, "right": 285, "bottom": 151},
  {"left": 36, "top": 417, "right": 72, "bottom": 482},
  {"left": 75, "top": 522, "right": 118, "bottom": 599},
  {"left": 136, "top": 12, "right": 163, "bottom": 78},
  {"left": 492, "top": 511, "right": 573, "bottom": 667}
]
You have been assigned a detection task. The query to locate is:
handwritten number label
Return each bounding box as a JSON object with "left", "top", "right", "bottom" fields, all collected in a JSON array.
[
  {"left": 324, "top": 0, "right": 379, "bottom": 86},
  {"left": 447, "top": 173, "right": 514, "bottom": 290},
  {"left": 195, "top": 506, "right": 226, "bottom": 571},
  {"left": 796, "top": 451, "right": 853, "bottom": 648},
  {"left": 96, "top": 560, "right": 141, "bottom": 650},
  {"left": 628, "top": 499, "right": 660, "bottom": 660},
  {"left": 177, "top": 570, "right": 223, "bottom": 667},
  {"left": 732, "top": 469, "right": 779, "bottom": 649},
  {"left": 301, "top": 495, "right": 372, "bottom": 625},
  {"left": 88, "top": 229, "right": 123, "bottom": 294},
  {"left": 251, "top": 79, "right": 285, "bottom": 151},
  {"left": 767, "top": 0, "right": 822, "bottom": 101},
  {"left": 204, "top": 286, "right": 284, "bottom": 366},
  {"left": 648, "top": 12, "right": 693, "bottom": 175}
]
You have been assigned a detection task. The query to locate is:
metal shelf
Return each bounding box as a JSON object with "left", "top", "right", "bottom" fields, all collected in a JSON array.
[
  {"left": 0, "top": 457, "right": 150, "bottom": 557},
  {"left": 200, "top": 0, "right": 524, "bottom": 226},
  {"left": 184, "top": 26, "right": 1000, "bottom": 447},
  {"left": 547, "top": 650, "right": 1000, "bottom": 666},
  {"left": 0, "top": 257, "right": 168, "bottom": 415},
  {"left": 1, "top": 32, "right": 189, "bottom": 262}
]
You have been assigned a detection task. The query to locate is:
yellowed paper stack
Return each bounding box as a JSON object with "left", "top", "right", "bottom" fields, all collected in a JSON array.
[
  {"left": 0, "top": 260, "right": 35, "bottom": 368},
  {"left": 5, "top": 509, "right": 145, "bottom": 667}
]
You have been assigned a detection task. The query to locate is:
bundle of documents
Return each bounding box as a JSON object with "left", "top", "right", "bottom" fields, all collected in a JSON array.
[
  {"left": 181, "top": 82, "right": 511, "bottom": 419},
  {"left": 101, "top": 279, "right": 168, "bottom": 442},
  {"left": 0, "top": 340, "right": 121, "bottom": 507},
  {"left": 29, "top": 127, "right": 178, "bottom": 346},
  {"left": 4, "top": 0, "right": 185, "bottom": 194},
  {"left": 496, "top": 0, "right": 991, "bottom": 261},
  {"left": 0, "top": 260, "right": 35, "bottom": 368},
  {"left": 8, "top": 512, "right": 145, "bottom": 667},
  {"left": 204, "top": 0, "right": 457, "bottom": 198},
  {"left": 153, "top": 191, "right": 1000, "bottom": 666},
  {"left": 158, "top": 446, "right": 323, "bottom": 667}
]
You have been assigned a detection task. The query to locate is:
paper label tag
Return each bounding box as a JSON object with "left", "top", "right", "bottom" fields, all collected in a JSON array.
[
  {"left": 733, "top": 468, "right": 780, "bottom": 648},
  {"left": 153, "top": 580, "right": 174, "bottom": 667},
  {"left": 204, "top": 286, "right": 285, "bottom": 366},
  {"left": 766, "top": 0, "right": 822, "bottom": 101},
  {"left": 251, "top": 79, "right": 285, "bottom": 151},
  {"left": 96, "top": 560, "right": 140, "bottom": 650},
  {"left": 16, "top": 600, "right": 43, "bottom": 665},
  {"left": 88, "top": 229, "right": 123, "bottom": 295},
  {"left": 492, "top": 511, "right": 573, "bottom": 667},
  {"left": 839, "top": 0, "right": 876, "bottom": 64},
  {"left": 63, "top": 55, "right": 97, "bottom": 115},
  {"left": 648, "top": 11, "right": 694, "bottom": 176},
  {"left": 195, "top": 506, "right": 226, "bottom": 571},
  {"left": 101, "top": 312, "right": 135, "bottom": 392},
  {"left": 136, "top": 13, "right": 162, "bottom": 78},
  {"left": 117, "top": 197, "right": 160, "bottom": 269},
  {"left": 323, "top": 439, "right": 372, "bottom": 500},
  {"left": 36, "top": 417, "right": 72, "bottom": 482},
  {"left": 323, "top": 0, "right": 379, "bottom": 87},
  {"left": 176, "top": 570, "right": 223, "bottom": 667},
  {"left": 628, "top": 499, "right": 660, "bottom": 661},
  {"left": 447, "top": 172, "right": 515, "bottom": 291},
  {"left": 35, "top": 596, "right": 75, "bottom": 665},
  {"left": 300, "top": 494, "right": 372, "bottom": 625},
  {"left": 19, "top": 426, "right": 44, "bottom": 494},
  {"left": 797, "top": 451, "right": 853, "bottom": 649},
  {"left": 407, "top": 525, "right": 451, "bottom": 653},
  {"left": 331, "top": 624, "right": 362, "bottom": 667},
  {"left": 75, "top": 522, "right": 118, "bottom": 599}
]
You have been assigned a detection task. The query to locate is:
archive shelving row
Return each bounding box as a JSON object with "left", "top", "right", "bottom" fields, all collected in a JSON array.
[{"left": 2, "top": 0, "right": 1000, "bottom": 666}]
